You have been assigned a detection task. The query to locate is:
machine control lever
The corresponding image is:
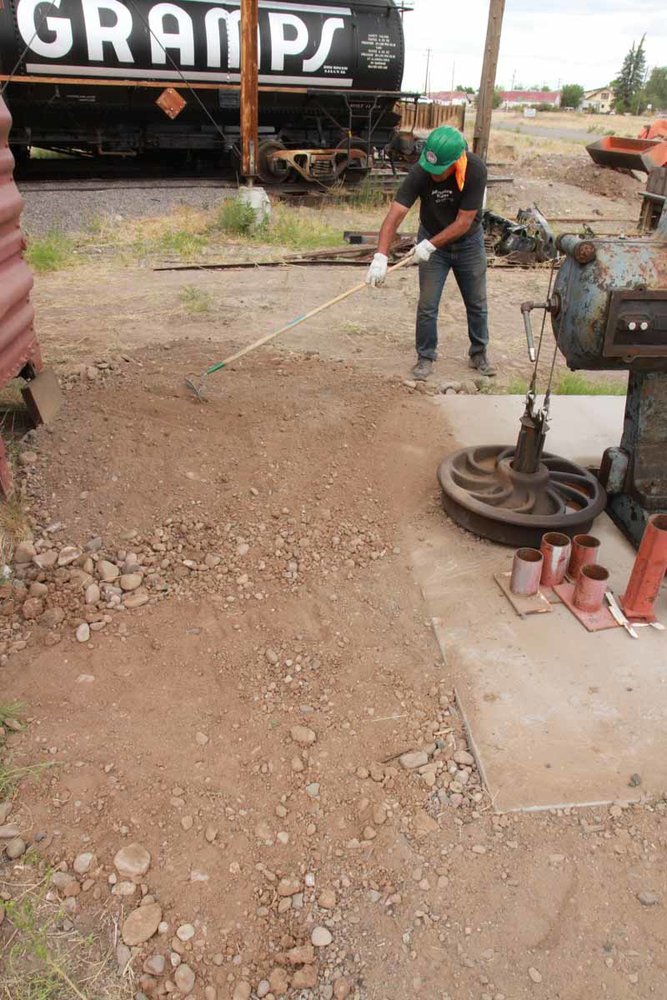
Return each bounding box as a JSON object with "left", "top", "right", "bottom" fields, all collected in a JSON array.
[{"left": 520, "top": 300, "right": 550, "bottom": 363}]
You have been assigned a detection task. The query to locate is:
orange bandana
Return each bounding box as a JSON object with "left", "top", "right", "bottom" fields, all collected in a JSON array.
[{"left": 454, "top": 152, "right": 467, "bottom": 192}]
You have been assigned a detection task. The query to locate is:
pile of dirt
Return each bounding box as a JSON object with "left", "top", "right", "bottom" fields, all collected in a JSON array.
[{"left": 523, "top": 153, "right": 644, "bottom": 200}]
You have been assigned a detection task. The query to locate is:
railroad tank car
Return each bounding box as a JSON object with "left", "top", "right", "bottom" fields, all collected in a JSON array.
[{"left": 0, "top": 0, "right": 408, "bottom": 183}]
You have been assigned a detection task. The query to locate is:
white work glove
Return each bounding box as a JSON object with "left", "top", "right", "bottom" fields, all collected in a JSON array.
[
  {"left": 366, "top": 252, "right": 388, "bottom": 288},
  {"left": 414, "top": 239, "right": 436, "bottom": 263}
]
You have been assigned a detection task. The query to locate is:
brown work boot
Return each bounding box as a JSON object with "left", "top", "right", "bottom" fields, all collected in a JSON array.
[
  {"left": 411, "top": 357, "right": 433, "bottom": 381},
  {"left": 468, "top": 351, "right": 497, "bottom": 377}
]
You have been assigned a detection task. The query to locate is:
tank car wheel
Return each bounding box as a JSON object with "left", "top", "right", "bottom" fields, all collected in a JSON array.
[
  {"left": 257, "top": 139, "right": 291, "bottom": 185},
  {"left": 336, "top": 137, "right": 372, "bottom": 185}
]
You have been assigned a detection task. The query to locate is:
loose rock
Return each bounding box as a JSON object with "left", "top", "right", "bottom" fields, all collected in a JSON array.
[
  {"left": 174, "top": 964, "right": 196, "bottom": 995},
  {"left": 290, "top": 725, "right": 316, "bottom": 746},
  {"left": 114, "top": 843, "right": 151, "bottom": 878},
  {"left": 399, "top": 751, "right": 429, "bottom": 770},
  {"left": 73, "top": 851, "right": 95, "bottom": 875},
  {"left": 311, "top": 926, "right": 333, "bottom": 947},
  {"left": 637, "top": 891, "right": 661, "bottom": 906},
  {"left": 121, "top": 902, "right": 162, "bottom": 946},
  {"left": 5, "top": 837, "right": 26, "bottom": 859}
]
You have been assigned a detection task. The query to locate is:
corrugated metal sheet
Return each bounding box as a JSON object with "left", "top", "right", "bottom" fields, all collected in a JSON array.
[
  {"left": 0, "top": 95, "right": 41, "bottom": 387},
  {"left": 394, "top": 101, "right": 465, "bottom": 134}
]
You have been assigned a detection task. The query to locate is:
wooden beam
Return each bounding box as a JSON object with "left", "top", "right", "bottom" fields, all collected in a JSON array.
[
  {"left": 240, "top": 0, "right": 259, "bottom": 180},
  {"left": 472, "top": 0, "right": 505, "bottom": 162}
]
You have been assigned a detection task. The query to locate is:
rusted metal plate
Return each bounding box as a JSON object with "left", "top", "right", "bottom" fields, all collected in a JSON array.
[
  {"left": 0, "top": 97, "right": 40, "bottom": 388},
  {"left": 553, "top": 581, "right": 620, "bottom": 632},
  {"left": 155, "top": 88, "right": 187, "bottom": 120}
]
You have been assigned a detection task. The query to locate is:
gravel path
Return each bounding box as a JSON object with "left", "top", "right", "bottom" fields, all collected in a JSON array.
[{"left": 18, "top": 179, "right": 237, "bottom": 235}]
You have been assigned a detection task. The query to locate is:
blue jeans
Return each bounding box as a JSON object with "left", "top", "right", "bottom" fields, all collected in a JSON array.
[{"left": 416, "top": 225, "right": 489, "bottom": 360}]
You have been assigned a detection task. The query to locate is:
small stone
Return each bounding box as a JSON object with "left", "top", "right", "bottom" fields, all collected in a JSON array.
[
  {"left": 291, "top": 756, "right": 304, "bottom": 772},
  {"left": 333, "top": 978, "right": 351, "bottom": 999},
  {"left": 285, "top": 944, "right": 315, "bottom": 965},
  {"left": 292, "top": 965, "right": 318, "bottom": 989},
  {"left": 22, "top": 597, "right": 44, "bottom": 620},
  {"left": 19, "top": 450, "right": 38, "bottom": 466},
  {"left": 33, "top": 550, "right": 58, "bottom": 570},
  {"left": 471, "top": 845, "right": 486, "bottom": 855},
  {"left": 528, "top": 967, "right": 543, "bottom": 984},
  {"left": 114, "top": 843, "right": 151, "bottom": 878},
  {"left": 257, "top": 981, "right": 271, "bottom": 998},
  {"left": 97, "top": 560, "right": 120, "bottom": 582},
  {"left": 311, "top": 926, "right": 333, "bottom": 947},
  {"left": 609, "top": 804, "right": 623, "bottom": 819},
  {"left": 123, "top": 590, "right": 149, "bottom": 609},
  {"left": 205, "top": 824, "right": 217, "bottom": 843},
  {"left": 265, "top": 649, "right": 279, "bottom": 665},
  {"left": 76, "top": 623, "right": 91, "bottom": 643},
  {"left": 399, "top": 751, "right": 429, "bottom": 770},
  {"left": 453, "top": 750, "right": 475, "bottom": 766},
  {"left": 174, "top": 963, "right": 196, "bottom": 995},
  {"left": 176, "top": 923, "right": 196, "bottom": 941},
  {"left": 269, "top": 967, "right": 290, "bottom": 994},
  {"left": 14, "top": 541, "right": 36, "bottom": 563},
  {"left": 73, "top": 851, "right": 95, "bottom": 875},
  {"left": 306, "top": 782, "right": 320, "bottom": 798},
  {"left": 319, "top": 889, "right": 336, "bottom": 910},
  {"left": 121, "top": 902, "right": 162, "bottom": 946},
  {"left": 232, "top": 982, "right": 251, "bottom": 1000},
  {"left": 629, "top": 773, "right": 641, "bottom": 787},
  {"left": 637, "top": 891, "right": 661, "bottom": 906},
  {"left": 120, "top": 573, "right": 143, "bottom": 592},
  {"left": 195, "top": 731, "right": 209, "bottom": 746},
  {"left": 181, "top": 815, "right": 194, "bottom": 831},
  {"left": 144, "top": 955, "right": 166, "bottom": 976},
  {"left": 277, "top": 876, "right": 301, "bottom": 897},
  {"left": 58, "top": 546, "right": 81, "bottom": 567},
  {"left": 290, "top": 725, "right": 316, "bottom": 746},
  {"left": 372, "top": 804, "right": 387, "bottom": 826},
  {"left": 116, "top": 943, "right": 131, "bottom": 971},
  {"left": 205, "top": 988, "right": 217, "bottom": 1000},
  {"left": 85, "top": 583, "right": 100, "bottom": 605},
  {"left": 5, "top": 837, "right": 26, "bottom": 859}
]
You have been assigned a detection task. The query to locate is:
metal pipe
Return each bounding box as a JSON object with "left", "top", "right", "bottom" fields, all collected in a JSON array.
[
  {"left": 620, "top": 514, "right": 667, "bottom": 620},
  {"left": 556, "top": 234, "right": 597, "bottom": 263},
  {"left": 568, "top": 534, "right": 601, "bottom": 580},
  {"left": 540, "top": 531, "right": 571, "bottom": 587},
  {"left": 574, "top": 564, "right": 609, "bottom": 612},
  {"left": 510, "top": 547, "right": 543, "bottom": 596}
]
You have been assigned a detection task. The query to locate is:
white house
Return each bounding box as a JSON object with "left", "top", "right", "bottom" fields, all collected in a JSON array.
[{"left": 582, "top": 87, "right": 614, "bottom": 113}]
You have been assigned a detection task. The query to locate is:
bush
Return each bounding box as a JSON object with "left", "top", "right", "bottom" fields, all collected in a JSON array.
[
  {"left": 213, "top": 198, "right": 257, "bottom": 235},
  {"left": 24, "top": 231, "right": 74, "bottom": 272}
]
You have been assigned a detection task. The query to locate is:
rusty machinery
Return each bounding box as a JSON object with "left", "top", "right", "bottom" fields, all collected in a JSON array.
[{"left": 438, "top": 211, "right": 667, "bottom": 548}]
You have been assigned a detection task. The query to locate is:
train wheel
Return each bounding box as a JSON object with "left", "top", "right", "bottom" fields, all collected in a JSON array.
[
  {"left": 257, "top": 140, "right": 291, "bottom": 185},
  {"left": 336, "top": 138, "right": 372, "bottom": 186}
]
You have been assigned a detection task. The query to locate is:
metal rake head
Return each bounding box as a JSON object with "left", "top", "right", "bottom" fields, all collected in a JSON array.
[{"left": 184, "top": 374, "right": 208, "bottom": 402}]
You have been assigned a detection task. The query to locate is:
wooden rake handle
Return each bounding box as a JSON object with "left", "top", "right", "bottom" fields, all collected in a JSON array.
[{"left": 205, "top": 251, "right": 415, "bottom": 374}]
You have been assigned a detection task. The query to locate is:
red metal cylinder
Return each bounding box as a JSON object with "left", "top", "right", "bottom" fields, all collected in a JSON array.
[
  {"left": 620, "top": 514, "right": 667, "bottom": 621},
  {"left": 573, "top": 564, "right": 609, "bottom": 612},
  {"left": 510, "top": 547, "right": 543, "bottom": 596},
  {"left": 540, "top": 531, "right": 571, "bottom": 587},
  {"left": 568, "top": 534, "right": 601, "bottom": 580}
]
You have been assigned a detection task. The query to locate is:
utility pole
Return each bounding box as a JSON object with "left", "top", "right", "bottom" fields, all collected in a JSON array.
[
  {"left": 473, "top": 0, "right": 505, "bottom": 162},
  {"left": 240, "top": 0, "right": 259, "bottom": 182},
  {"left": 424, "top": 49, "right": 431, "bottom": 95}
]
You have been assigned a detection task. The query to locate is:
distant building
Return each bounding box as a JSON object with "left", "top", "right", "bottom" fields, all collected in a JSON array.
[
  {"left": 499, "top": 90, "right": 561, "bottom": 109},
  {"left": 429, "top": 91, "right": 473, "bottom": 107},
  {"left": 581, "top": 87, "right": 613, "bottom": 113}
]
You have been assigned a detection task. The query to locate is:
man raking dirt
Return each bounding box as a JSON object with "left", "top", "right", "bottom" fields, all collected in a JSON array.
[{"left": 366, "top": 125, "right": 496, "bottom": 381}]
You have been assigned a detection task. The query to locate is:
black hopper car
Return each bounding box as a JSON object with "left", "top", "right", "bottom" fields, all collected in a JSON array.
[{"left": 0, "top": 0, "right": 412, "bottom": 184}]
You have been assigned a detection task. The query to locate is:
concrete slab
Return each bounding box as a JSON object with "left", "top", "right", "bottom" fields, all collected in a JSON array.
[{"left": 408, "top": 395, "right": 667, "bottom": 812}]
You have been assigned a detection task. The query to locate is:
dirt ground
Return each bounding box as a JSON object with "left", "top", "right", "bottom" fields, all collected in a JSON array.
[{"left": 0, "top": 139, "right": 663, "bottom": 1000}]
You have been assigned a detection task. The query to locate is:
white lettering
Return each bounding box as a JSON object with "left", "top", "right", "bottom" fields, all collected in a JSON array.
[
  {"left": 148, "top": 3, "right": 195, "bottom": 66},
  {"left": 302, "top": 16, "right": 343, "bottom": 73},
  {"left": 268, "top": 12, "right": 308, "bottom": 72},
  {"left": 17, "top": 0, "right": 73, "bottom": 59},
  {"left": 82, "top": 0, "right": 133, "bottom": 63},
  {"left": 204, "top": 7, "right": 241, "bottom": 70}
]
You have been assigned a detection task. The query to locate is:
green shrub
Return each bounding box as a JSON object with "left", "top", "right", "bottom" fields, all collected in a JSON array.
[{"left": 25, "top": 231, "right": 73, "bottom": 272}]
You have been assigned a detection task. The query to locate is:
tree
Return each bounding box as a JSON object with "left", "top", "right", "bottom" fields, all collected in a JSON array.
[
  {"left": 613, "top": 35, "right": 647, "bottom": 112},
  {"left": 492, "top": 87, "right": 503, "bottom": 109},
  {"left": 643, "top": 66, "right": 667, "bottom": 110},
  {"left": 561, "top": 84, "right": 584, "bottom": 109}
]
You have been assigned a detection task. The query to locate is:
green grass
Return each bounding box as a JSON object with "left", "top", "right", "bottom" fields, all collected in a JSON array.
[
  {"left": 505, "top": 373, "right": 627, "bottom": 396},
  {"left": 213, "top": 197, "right": 257, "bottom": 236},
  {"left": 25, "top": 231, "right": 74, "bottom": 272},
  {"left": 179, "top": 284, "right": 213, "bottom": 314},
  {"left": 341, "top": 177, "right": 390, "bottom": 210}
]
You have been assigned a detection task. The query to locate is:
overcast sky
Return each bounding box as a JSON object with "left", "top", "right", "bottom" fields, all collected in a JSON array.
[{"left": 400, "top": 0, "right": 666, "bottom": 93}]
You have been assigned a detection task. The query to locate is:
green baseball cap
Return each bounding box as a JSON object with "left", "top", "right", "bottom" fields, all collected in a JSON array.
[{"left": 419, "top": 125, "right": 467, "bottom": 175}]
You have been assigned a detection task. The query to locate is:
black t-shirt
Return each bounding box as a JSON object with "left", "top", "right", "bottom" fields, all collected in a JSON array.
[{"left": 394, "top": 152, "right": 487, "bottom": 240}]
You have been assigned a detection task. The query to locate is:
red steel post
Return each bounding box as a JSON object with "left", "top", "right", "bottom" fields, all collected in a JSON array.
[
  {"left": 573, "top": 564, "right": 609, "bottom": 613},
  {"left": 540, "top": 531, "right": 571, "bottom": 587},
  {"left": 620, "top": 514, "right": 667, "bottom": 621},
  {"left": 510, "top": 547, "right": 543, "bottom": 596},
  {"left": 568, "top": 534, "right": 601, "bottom": 580}
]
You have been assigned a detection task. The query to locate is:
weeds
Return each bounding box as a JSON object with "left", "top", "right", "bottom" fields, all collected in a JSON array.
[
  {"left": 213, "top": 197, "right": 257, "bottom": 235},
  {"left": 504, "top": 372, "right": 626, "bottom": 396},
  {"left": 179, "top": 284, "right": 213, "bottom": 314},
  {"left": 25, "top": 231, "right": 74, "bottom": 273},
  {"left": 341, "top": 177, "right": 390, "bottom": 210}
]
